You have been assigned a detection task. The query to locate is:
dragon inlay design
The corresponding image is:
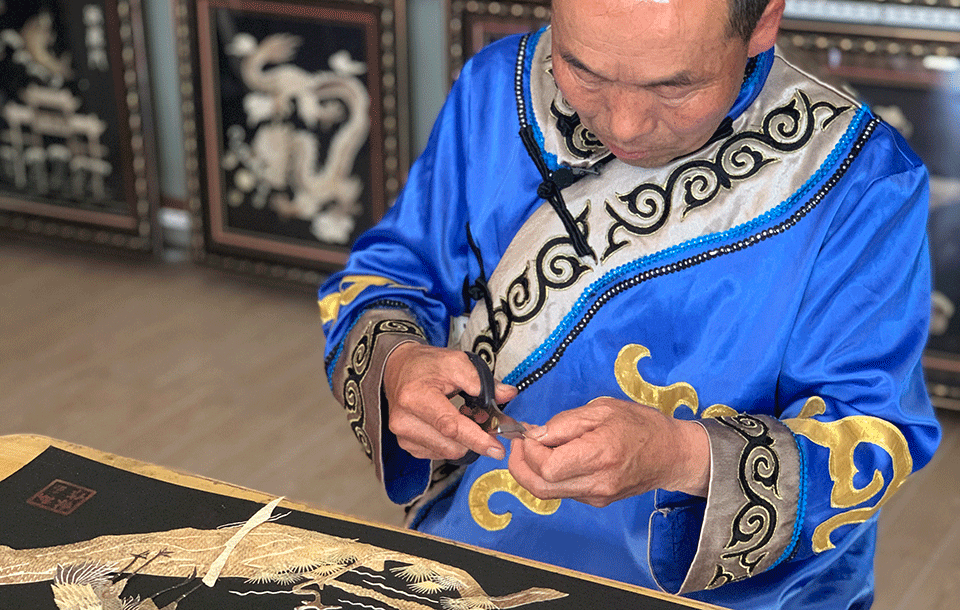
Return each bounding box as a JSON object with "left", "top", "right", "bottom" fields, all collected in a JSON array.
[{"left": 0, "top": 520, "right": 566, "bottom": 610}]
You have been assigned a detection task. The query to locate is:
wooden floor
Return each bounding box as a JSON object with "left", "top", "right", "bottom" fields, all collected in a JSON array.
[{"left": 2, "top": 236, "right": 957, "bottom": 608}]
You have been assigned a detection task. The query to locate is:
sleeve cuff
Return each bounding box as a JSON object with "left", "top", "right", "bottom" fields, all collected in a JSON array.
[
  {"left": 654, "top": 414, "right": 802, "bottom": 594},
  {"left": 329, "top": 308, "right": 432, "bottom": 504}
]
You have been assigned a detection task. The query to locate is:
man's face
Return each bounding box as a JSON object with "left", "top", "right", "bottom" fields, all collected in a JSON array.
[{"left": 551, "top": 0, "right": 753, "bottom": 168}]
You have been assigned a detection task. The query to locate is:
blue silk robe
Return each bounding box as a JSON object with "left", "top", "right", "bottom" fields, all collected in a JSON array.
[{"left": 319, "top": 28, "right": 941, "bottom": 610}]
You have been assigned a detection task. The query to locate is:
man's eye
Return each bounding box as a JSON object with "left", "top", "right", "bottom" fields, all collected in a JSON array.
[
  {"left": 657, "top": 85, "right": 695, "bottom": 101},
  {"left": 573, "top": 68, "right": 602, "bottom": 87}
]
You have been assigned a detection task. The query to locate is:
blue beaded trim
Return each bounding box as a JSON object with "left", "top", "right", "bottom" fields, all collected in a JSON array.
[
  {"left": 517, "top": 26, "right": 562, "bottom": 172},
  {"left": 770, "top": 433, "right": 807, "bottom": 570},
  {"left": 742, "top": 51, "right": 770, "bottom": 95},
  {"left": 504, "top": 108, "right": 876, "bottom": 388}
]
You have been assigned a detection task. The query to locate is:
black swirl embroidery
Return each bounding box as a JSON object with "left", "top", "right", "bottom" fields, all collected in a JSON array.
[
  {"left": 341, "top": 318, "right": 425, "bottom": 458},
  {"left": 469, "top": 206, "right": 593, "bottom": 357},
  {"left": 604, "top": 91, "right": 851, "bottom": 259},
  {"left": 515, "top": 118, "right": 877, "bottom": 393},
  {"left": 708, "top": 414, "right": 781, "bottom": 588},
  {"left": 709, "top": 564, "right": 737, "bottom": 591},
  {"left": 550, "top": 100, "right": 606, "bottom": 159}
]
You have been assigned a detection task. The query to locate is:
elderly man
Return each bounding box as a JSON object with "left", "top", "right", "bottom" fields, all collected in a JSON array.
[{"left": 318, "top": 0, "right": 941, "bottom": 607}]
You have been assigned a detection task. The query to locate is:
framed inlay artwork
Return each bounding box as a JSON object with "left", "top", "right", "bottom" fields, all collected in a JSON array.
[
  {"left": 446, "top": 0, "right": 549, "bottom": 84},
  {"left": 0, "top": 0, "right": 158, "bottom": 252},
  {"left": 177, "top": 0, "right": 409, "bottom": 284},
  {"left": 777, "top": 11, "right": 960, "bottom": 409}
]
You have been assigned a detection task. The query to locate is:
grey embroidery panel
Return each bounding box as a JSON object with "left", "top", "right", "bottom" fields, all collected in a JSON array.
[
  {"left": 339, "top": 315, "right": 425, "bottom": 458},
  {"left": 605, "top": 91, "right": 851, "bottom": 259}
]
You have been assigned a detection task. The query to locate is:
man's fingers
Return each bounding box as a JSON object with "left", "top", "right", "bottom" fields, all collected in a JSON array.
[
  {"left": 395, "top": 412, "right": 506, "bottom": 461},
  {"left": 401, "top": 356, "right": 509, "bottom": 460},
  {"left": 494, "top": 381, "right": 519, "bottom": 404},
  {"left": 509, "top": 440, "right": 611, "bottom": 502},
  {"left": 434, "top": 412, "right": 462, "bottom": 438},
  {"left": 400, "top": 440, "right": 479, "bottom": 462},
  {"left": 384, "top": 346, "right": 517, "bottom": 462},
  {"left": 520, "top": 436, "right": 602, "bottom": 482},
  {"left": 392, "top": 411, "right": 470, "bottom": 460},
  {"left": 399, "top": 439, "right": 469, "bottom": 461},
  {"left": 449, "top": 351, "right": 484, "bottom": 397},
  {"left": 387, "top": 346, "right": 485, "bottom": 406},
  {"left": 449, "top": 353, "right": 517, "bottom": 409},
  {"left": 391, "top": 393, "right": 506, "bottom": 461},
  {"left": 526, "top": 410, "right": 602, "bottom": 447},
  {"left": 432, "top": 410, "right": 507, "bottom": 459}
]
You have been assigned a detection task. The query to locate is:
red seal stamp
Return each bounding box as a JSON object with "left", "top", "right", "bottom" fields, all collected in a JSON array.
[{"left": 27, "top": 479, "right": 97, "bottom": 516}]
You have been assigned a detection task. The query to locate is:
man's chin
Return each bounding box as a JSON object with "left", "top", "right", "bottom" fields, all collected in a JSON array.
[
  {"left": 617, "top": 155, "right": 670, "bottom": 168},
  {"left": 615, "top": 152, "right": 676, "bottom": 168},
  {"left": 606, "top": 143, "right": 672, "bottom": 168}
]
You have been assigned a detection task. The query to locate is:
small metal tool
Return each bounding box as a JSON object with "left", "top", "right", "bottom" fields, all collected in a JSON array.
[{"left": 452, "top": 351, "right": 526, "bottom": 465}]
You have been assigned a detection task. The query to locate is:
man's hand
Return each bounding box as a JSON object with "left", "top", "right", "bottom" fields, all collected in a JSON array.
[
  {"left": 383, "top": 342, "right": 518, "bottom": 462},
  {"left": 508, "top": 397, "right": 710, "bottom": 507}
]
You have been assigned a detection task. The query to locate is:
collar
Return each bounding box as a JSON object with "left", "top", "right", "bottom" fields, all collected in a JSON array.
[{"left": 727, "top": 47, "right": 775, "bottom": 122}]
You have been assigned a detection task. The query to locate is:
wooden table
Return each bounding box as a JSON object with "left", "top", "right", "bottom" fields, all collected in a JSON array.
[{"left": 0, "top": 434, "right": 722, "bottom": 609}]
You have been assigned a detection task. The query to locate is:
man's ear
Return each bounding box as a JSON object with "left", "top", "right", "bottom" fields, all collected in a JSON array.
[{"left": 747, "top": 0, "right": 785, "bottom": 57}]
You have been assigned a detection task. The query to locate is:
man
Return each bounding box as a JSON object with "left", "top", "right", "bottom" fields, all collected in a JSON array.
[{"left": 318, "top": 0, "right": 942, "bottom": 607}]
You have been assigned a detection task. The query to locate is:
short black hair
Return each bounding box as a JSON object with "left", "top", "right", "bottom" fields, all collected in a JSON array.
[{"left": 728, "top": 0, "right": 772, "bottom": 42}]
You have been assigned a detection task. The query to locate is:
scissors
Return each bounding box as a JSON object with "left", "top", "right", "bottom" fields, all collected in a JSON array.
[{"left": 452, "top": 351, "right": 527, "bottom": 465}]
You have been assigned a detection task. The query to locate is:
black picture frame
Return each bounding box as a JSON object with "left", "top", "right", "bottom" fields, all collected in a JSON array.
[
  {"left": 177, "top": 0, "right": 409, "bottom": 285},
  {"left": 0, "top": 0, "right": 158, "bottom": 252},
  {"left": 446, "top": 0, "right": 549, "bottom": 85},
  {"left": 783, "top": 0, "right": 960, "bottom": 28},
  {"left": 778, "top": 18, "right": 960, "bottom": 409}
]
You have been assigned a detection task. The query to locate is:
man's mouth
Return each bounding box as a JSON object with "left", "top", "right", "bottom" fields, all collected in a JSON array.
[{"left": 606, "top": 142, "right": 650, "bottom": 161}]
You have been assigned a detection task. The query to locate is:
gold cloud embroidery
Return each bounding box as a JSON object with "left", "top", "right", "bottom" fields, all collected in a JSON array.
[
  {"left": 469, "top": 470, "right": 561, "bottom": 531},
  {"left": 468, "top": 344, "right": 913, "bottom": 551},
  {"left": 468, "top": 344, "right": 733, "bottom": 531},
  {"left": 615, "top": 344, "right": 913, "bottom": 554},
  {"left": 785, "top": 397, "right": 913, "bottom": 553},
  {"left": 318, "top": 275, "right": 423, "bottom": 324},
  {"left": 615, "top": 344, "right": 736, "bottom": 419}
]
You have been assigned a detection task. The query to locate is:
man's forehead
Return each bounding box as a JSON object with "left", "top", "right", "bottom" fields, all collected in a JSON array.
[
  {"left": 552, "top": 0, "right": 733, "bottom": 46},
  {"left": 550, "top": 0, "right": 744, "bottom": 86},
  {"left": 552, "top": 0, "right": 728, "bottom": 28}
]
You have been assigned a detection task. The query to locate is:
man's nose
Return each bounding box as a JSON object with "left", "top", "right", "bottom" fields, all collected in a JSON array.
[{"left": 604, "top": 89, "right": 657, "bottom": 145}]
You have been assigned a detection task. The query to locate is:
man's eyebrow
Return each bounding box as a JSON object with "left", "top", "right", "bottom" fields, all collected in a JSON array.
[
  {"left": 646, "top": 72, "right": 697, "bottom": 88},
  {"left": 560, "top": 51, "right": 607, "bottom": 81},
  {"left": 560, "top": 50, "right": 697, "bottom": 88}
]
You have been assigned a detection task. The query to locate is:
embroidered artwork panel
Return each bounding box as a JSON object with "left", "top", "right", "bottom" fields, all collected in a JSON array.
[
  {"left": 178, "top": 0, "right": 409, "bottom": 284},
  {"left": 0, "top": 446, "right": 704, "bottom": 610},
  {"left": 0, "top": 0, "right": 157, "bottom": 251},
  {"left": 778, "top": 19, "right": 960, "bottom": 408}
]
